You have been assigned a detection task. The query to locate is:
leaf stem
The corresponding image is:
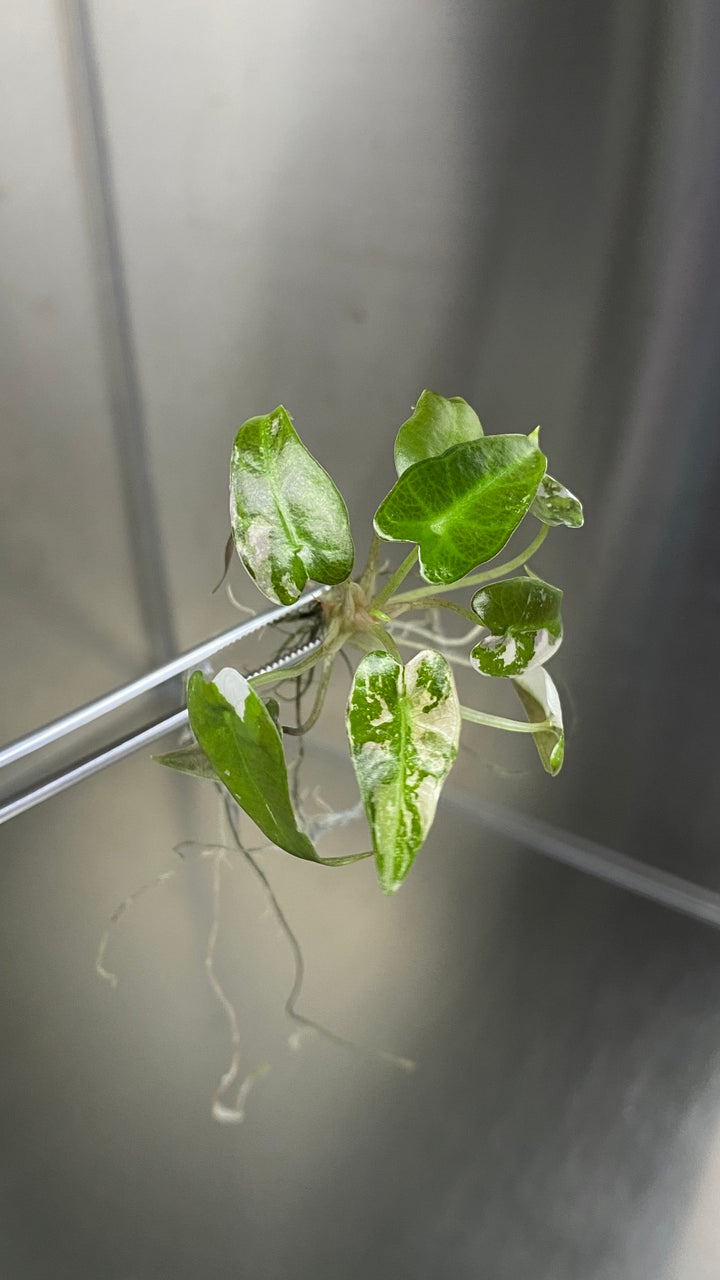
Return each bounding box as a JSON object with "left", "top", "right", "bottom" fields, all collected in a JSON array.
[
  {"left": 376, "top": 627, "right": 403, "bottom": 663},
  {"left": 283, "top": 658, "right": 335, "bottom": 736},
  {"left": 358, "top": 532, "right": 382, "bottom": 596},
  {"left": 250, "top": 648, "right": 325, "bottom": 689},
  {"left": 221, "top": 798, "right": 398, "bottom": 1070},
  {"left": 460, "top": 704, "right": 552, "bottom": 734},
  {"left": 371, "top": 545, "right": 418, "bottom": 609},
  {"left": 388, "top": 597, "right": 477, "bottom": 625},
  {"left": 289, "top": 676, "right": 305, "bottom": 809},
  {"left": 389, "top": 525, "right": 549, "bottom": 605}
]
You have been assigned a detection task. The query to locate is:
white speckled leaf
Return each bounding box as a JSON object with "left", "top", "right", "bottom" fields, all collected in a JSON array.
[
  {"left": 512, "top": 666, "right": 565, "bottom": 776},
  {"left": 470, "top": 576, "right": 563, "bottom": 677},
  {"left": 230, "top": 405, "right": 354, "bottom": 604},
  {"left": 394, "top": 390, "right": 483, "bottom": 475},
  {"left": 346, "top": 649, "right": 460, "bottom": 894}
]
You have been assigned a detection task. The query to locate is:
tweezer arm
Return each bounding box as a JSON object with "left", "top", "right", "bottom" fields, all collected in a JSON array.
[
  {"left": 0, "top": 589, "right": 326, "bottom": 770},
  {"left": 0, "top": 630, "right": 324, "bottom": 826}
]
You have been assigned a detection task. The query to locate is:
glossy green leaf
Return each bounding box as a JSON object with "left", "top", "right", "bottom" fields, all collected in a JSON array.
[
  {"left": 374, "top": 434, "right": 547, "bottom": 585},
  {"left": 531, "top": 474, "right": 584, "bottom": 528},
  {"left": 346, "top": 649, "right": 461, "bottom": 894},
  {"left": 187, "top": 667, "right": 317, "bottom": 860},
  {"left": 230, "top": 405, "right": 354, "bottom": 605},
  {"left": 394, "top": 390, "right": 482, "bottom": 475},
  {"left": 511, "top": 666, "right": 565, "bottom": 775},
  {"left": 470, "top": 576, "right": 563, "bottom": 677},
  {"left": 152, "top": 743, "right": 217, "bottom": 780}
]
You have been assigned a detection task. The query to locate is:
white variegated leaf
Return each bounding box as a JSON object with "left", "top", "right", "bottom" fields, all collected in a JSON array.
[
  {"left": 470, "top": 576, "right": 563, "bottom": 677},
  {"left": 346, "top": 649, "right": 460, "bottom": 894}
]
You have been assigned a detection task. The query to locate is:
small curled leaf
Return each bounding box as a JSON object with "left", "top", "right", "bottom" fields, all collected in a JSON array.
[
  {"left": 531, "top": 474, "right": 584, "bottom": 528},
  {"left": 512, "top": 666, "right": 565, "bottom": 775},
  {"left": 153, "top": 743, "right": 218, "bottom": 780},
  {"left": 230, "top": 405, "right": 354, "bottom": 605},
  {"left": 470, "top": 577, "right": 563, "bottom": 677},
  {"left": 394, "top": 390, "right": 482, "bottom": 475}
]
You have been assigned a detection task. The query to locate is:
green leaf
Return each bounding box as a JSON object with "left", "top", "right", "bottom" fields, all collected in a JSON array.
[
  {"left": 187, "top": 667, "right": 317, "bottom": 860},
  {"left": 394, "top": 390, "right": 483, "bottom": 475},
  {"left": 511, "top": 667, "right": 565, "bottom": 775},
  {"left": 152, "top": 743, "right": 218, "bottom": 780},
  {"left": 470, "top": 576, "right": 563, "bottom": 677},
  {"left": 230, "top": 405, "right": 354, "bottom": 605},
  {"left": 531, "top": 474, "right": 584, "bottom": 528},
  {"left": 346, "top": 649, "right": 461, "bottom": 894},
  {"left": 374, "top": 434, "right": 547, "bottom": 585}
]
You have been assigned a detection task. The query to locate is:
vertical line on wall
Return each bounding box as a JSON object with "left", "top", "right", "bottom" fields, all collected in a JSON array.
[{"left": 58, "top": 0, "right": 178, "bottom": 668}]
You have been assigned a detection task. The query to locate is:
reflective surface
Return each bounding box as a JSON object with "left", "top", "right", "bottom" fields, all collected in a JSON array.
[
  {"left": 2, "top": 1, "right": 720, "bottom": 1275},
  {"left": 3, "top": 748, "right": 720, "bottom": 1279}
]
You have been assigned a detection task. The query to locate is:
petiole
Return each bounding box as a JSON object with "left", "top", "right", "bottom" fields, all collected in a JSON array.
[
  {"left": 282, "top": 657, "right": 335, "bottom": 736},
  {"left": 371, "top": 546, "right": 418, "bottom": 609},
  {"left": 389, "top": 525, "right": 548, "bottom": 605},
  {"left": 460, "top": 704, "right": 552, "bottom": 734}
]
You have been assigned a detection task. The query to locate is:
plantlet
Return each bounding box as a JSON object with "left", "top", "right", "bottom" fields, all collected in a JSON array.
[{"left": 156, "top": 390, "right": 583, "bottom": 895}]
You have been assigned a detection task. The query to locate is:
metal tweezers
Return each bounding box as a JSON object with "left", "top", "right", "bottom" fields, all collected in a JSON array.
[
  {"left": 0, "top": 591, "right": 326, "bottom": 826},
  {"left": 5, "top": 587, "right": 720, "bottom": 935}
]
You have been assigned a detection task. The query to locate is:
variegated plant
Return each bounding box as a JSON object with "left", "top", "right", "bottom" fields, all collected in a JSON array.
[{"left": 156, "top": 393, "right": 583, "bottom": 894}]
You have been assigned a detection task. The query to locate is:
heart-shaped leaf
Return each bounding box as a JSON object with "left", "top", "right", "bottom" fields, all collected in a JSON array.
[
  {"left": 394, "top": 390, "right": 482, "bottom": 475},
  {"left": 531, "top": 474, "right": 584, "bottom": 528},
  {"left": 470, "top": 576, "right": 563, "bottom": 677},
  {"left": 187, "top": 667, "right": 318, "bottom": 860},
  {"left": 511, "top": 666, "right": 565, "bottom": 775},
  {"left": 346, "top": 649, "right": 461, "bottom": 894},
  {"left": 374, "top": 434, "right": 547, "bottom": 585},
  {"left": 230, "top": 405, "right": 354, "bottom": 605}
]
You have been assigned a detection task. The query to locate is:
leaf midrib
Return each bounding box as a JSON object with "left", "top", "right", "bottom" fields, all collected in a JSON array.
[
  {"left": 423, "top": 444, "right": 538, "bottom": 536},
  {"left": 389, "top": 676, "right": 410, "bottom": 871},
  {"left": 260, "top": 425, "right": 303, "bottom": 562}
]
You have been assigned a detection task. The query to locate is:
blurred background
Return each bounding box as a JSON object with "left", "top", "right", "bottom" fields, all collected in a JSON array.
[{"left": 2, "top": 1, "right": 720, "bottom": 1276}]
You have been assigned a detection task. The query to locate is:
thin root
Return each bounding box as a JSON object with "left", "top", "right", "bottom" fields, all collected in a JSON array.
[
  {"left": 223, "top": 795, "right": 416, "bottom": 1075},
  {"left": 205, "top": 848, "right": 272, "bottom": 1123}
]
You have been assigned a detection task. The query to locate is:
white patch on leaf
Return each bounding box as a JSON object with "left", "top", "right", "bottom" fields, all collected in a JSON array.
[
  {"left": 501, "top": 636, "right": 517, "bottom": 667},
  {"left": 530, "top": 627, "right": 561, "bottom": 668},
  {"left": 244, "top": 519, "right": 271, "bottom": 570},
  {"left": 241, "top": 518, "right": 287, "bottom": 599},
  {"left": 513, "top": 665, "right": 562, "bottom": 725},
  {"left": 369, "top": 698, "right": 394, "bottom": 728},
  {"left": 214, "top": 667, "right": 251, "bottom": 720}
]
